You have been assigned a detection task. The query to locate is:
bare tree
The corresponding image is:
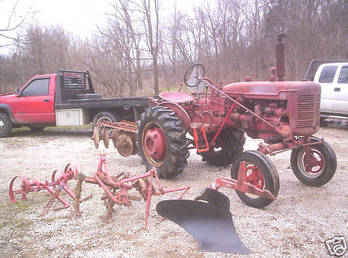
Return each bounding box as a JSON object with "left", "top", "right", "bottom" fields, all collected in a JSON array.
[{"left": 0, "top": 0, "right": 26, "bottom": 48}]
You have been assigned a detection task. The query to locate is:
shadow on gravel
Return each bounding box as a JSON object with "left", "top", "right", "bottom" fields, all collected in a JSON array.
[{"left": 11, "top": 127, "right": 92, "bottom": 138}]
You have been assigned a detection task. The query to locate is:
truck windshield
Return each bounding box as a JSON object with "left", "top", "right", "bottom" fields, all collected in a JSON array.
[{"left": 319, "top": 66, "right": 337, "bottom": 83}]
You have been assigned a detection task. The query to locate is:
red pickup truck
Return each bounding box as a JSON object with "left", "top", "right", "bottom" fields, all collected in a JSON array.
[{"left": 0, "top": 70, "right": 148, "bottom": 137}]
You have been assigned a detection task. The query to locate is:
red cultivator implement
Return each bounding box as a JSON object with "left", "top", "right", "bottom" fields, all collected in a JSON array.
[
  {"left": 82, "top": 153, "right": 190, "bottom": 228},
  {"left": 9, "top": 164, "right": 91, "bottom": 216},
  {"left": 9, "top": 154, "right": 190, "bottom": 228}
]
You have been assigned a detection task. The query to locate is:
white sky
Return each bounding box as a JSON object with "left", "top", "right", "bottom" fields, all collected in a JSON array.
[{"left": 0, "top": 0, "right": 203, "bottom": 55}]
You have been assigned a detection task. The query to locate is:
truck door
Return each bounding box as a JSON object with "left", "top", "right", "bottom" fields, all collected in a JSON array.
[
  {"left": 13, "top": 77, "right": 55, "bottom": 124},
  {"left": 331, "top": 65, "right": 348, "bottom": 115},
  {"left": 316, "top": 65, "right": 338, "bottom": 113}
]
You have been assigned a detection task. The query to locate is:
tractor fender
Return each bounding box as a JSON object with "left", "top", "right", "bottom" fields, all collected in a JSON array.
[
  {"left": 158, "top": 102, "right": 191, "bottom": 131},
  {"left": 0, "top": 104, "right": 16, "bottom": 123}
]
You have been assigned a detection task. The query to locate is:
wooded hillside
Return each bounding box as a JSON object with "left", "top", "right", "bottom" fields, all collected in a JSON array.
[{"left": 1, "top": 0, "right": 347, "bottom": 96}]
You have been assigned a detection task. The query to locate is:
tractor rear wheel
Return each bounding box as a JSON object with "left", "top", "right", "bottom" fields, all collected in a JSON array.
[
  {"left": 231, "top": 151, "right": 280, "bottom": 208},
  {"left": 137, "top": 106, "right": 188, "bottom": 179},
  {"left": 201, "top": 128, "right": 245, "bottom": 166},
  {"left": 290, "top": 137, "right": 337, "bottom": 187}
]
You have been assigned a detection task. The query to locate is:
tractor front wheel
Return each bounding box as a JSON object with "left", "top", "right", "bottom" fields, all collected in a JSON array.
[
  {"left": 137, "top": 106, "right": 188, "bottom": 179},
  {"left": 290, "top": 137, "right": 337, "bottom": 187},
  {"left": 231, "top": 151, "right": 280, "bottom": 208}
]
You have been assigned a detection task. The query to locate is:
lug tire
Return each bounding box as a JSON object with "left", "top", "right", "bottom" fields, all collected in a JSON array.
[
  {"left": 0, "top": 113, "right": 12, "bottom": 137},
  {"left": 201, "top": 128, "right": 245, "bottom": 166},
  {"left": 231, "top": 150, "right": 280, "bottom": 208},
  {"left": 137, "top": 106, "right": 188, "bottom": 179},
  {"left": 290, "top": 137, "right": 337, "bottom": 187}
]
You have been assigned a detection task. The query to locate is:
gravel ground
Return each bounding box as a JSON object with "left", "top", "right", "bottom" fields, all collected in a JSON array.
[{"left": 0, "top": 124, "right": 347, "bottom": 258}]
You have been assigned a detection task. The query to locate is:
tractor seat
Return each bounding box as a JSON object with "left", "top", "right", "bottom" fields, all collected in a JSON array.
[{"left": 159, "top": 92, "right": 193, "bottom": 104}]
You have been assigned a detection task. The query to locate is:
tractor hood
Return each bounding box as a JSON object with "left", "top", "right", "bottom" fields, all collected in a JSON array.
[{"left": 223, "top": 81, "right": 320, "bottom": 99}]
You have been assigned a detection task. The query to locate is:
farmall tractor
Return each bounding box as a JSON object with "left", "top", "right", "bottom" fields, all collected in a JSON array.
[
  {"left": 94, "top": 39, "right": 337, "bottom": 209},
  {"left": 131, "top": 63, "right": 337, "bottom": 208}
]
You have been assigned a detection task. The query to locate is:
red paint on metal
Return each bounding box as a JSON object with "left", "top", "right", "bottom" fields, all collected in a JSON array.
[
  {"left": 144, "top": 127, "right": 166, "bottom": 161},
  {"left": 214, "top": 177, "right": 275, "bottom": 200},
  {"left": 159, "top": 92, "right": 194, "bottom": 103},
  {"left": 303, "top": 149, "right": 324, "bottom": 173}
]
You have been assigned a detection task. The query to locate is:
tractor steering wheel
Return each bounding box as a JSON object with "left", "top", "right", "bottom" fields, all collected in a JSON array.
[{"left": 184, "top": 64, "right": 206, "bottom": 88}]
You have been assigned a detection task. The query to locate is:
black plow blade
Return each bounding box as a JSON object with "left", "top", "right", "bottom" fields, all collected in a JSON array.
[{"left": 156, "top": 188, "right": 250, "bottom": 254}]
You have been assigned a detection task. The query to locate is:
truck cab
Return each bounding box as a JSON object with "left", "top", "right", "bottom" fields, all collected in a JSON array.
[{"left": 314, "top": 63, "right": 348, "bottom": 116}]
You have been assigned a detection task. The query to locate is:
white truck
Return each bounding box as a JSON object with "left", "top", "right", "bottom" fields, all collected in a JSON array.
[{"left": 305, "top": 60, "right": 348, "bottom": 121}]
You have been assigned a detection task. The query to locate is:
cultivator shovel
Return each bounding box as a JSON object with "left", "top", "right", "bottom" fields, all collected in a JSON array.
[{"left": 156, "top": 188, "right": 250, "bottom": 254}]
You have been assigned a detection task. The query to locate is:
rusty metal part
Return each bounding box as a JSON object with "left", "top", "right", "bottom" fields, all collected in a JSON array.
[
  {"left": 9, "top": 165, "right": 91, "bottom": 216},
  {"left": 92, "top": 120, "right": 138, "bottom": 151},
  {"left": 212, "top": 161, "right": 275, "bottom": 200},
  {"left": 83, "top": 153, "right": 190, "bottom": 228},
  {"left": 103, "top": 128, "right": 110, "bottom": 148},
  {"left": 115, "top": 133, "right": 137, "bottom": 157},
  {"left": 276, "top": 34, "right": 286, "bottom": 81},
  {"left": 92, "top": 126, "right": 100, "bottom": 149}
]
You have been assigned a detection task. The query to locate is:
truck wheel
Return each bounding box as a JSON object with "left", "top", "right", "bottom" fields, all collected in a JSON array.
[
  {"left": 0, "top": 113, "right": 12, "bottom": 137},
  {"left": 93, "top": 112, "right": 118, "bottom": 128},
  {"left": 290, "top": 137, "right": 337, "bottom": 187},
  {"left": 137, "top": 106, "right": 188, "bottom": 179},
  {"left": 231, "top": 151, "right": 280, "bottom": 208},
  {"left": 201, "top": 128, "right": 245, "bottom": 166}
]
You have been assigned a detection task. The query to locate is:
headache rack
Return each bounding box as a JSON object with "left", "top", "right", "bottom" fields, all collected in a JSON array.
[{"left": 55, "top": 70, "right": 96, "bottom": 104}]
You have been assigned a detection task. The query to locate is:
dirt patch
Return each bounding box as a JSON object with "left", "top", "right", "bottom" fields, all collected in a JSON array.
[{"left": 0, "top": 125, "right": 347, "bottom": 257}]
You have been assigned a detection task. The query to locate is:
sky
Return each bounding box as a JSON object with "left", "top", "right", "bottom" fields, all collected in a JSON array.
[{"left": 0, "top": 0, "right": 203, "bottom": 55}]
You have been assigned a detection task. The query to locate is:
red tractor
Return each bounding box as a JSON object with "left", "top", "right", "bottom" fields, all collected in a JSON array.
[{"left": 135, "top": 63, "right": 337, "bottom": 208}]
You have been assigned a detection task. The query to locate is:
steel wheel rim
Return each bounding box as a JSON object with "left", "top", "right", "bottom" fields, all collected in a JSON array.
[
  {"left": 142, "top": 122, "right": 167, "bottom": 166},
  {"left": 243, "top": 162, "right": 265, "bottom": 199},
  {"left": 296, "top": 148, "right": 325, "bottom": 179}
]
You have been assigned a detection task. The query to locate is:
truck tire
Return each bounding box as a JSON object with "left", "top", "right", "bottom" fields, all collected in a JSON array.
[
  {"left": 201, "top": 128, "right": 245, "bottom": 166},
  {"left": 92, "top": 112, "right": 119, "bottom": 128},
  {"left": 0, "top": 113, "right": 13, "bottom": 137},
  {"left": 137, "top": 106, "right": 188, "bottom": 179},
  {"left": 290, "top": 137, "right": 337, "bottom": 187}
]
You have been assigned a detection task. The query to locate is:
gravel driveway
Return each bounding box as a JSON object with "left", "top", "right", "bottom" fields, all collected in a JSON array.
[{"left": 0, "top": 125, "right": 347, "bottom": 257}]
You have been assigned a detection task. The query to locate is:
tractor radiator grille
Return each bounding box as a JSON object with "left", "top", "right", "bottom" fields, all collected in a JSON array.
[{"left": 296, "top": 94, "right": 316, "bottom": 128}]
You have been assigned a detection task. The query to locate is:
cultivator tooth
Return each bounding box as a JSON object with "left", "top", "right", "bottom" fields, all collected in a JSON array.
[
  {"left": 9, "top": 176, "right": 29, "bottom": 202},
  {"left": 51, "top": 169, "right": 58, "bottom": 184},
  {"left": 91, "top": 126, "right": 100, "bottom": 149},
  {"left": 103, "top": 129, "right": 110, "bottom": 148}
]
